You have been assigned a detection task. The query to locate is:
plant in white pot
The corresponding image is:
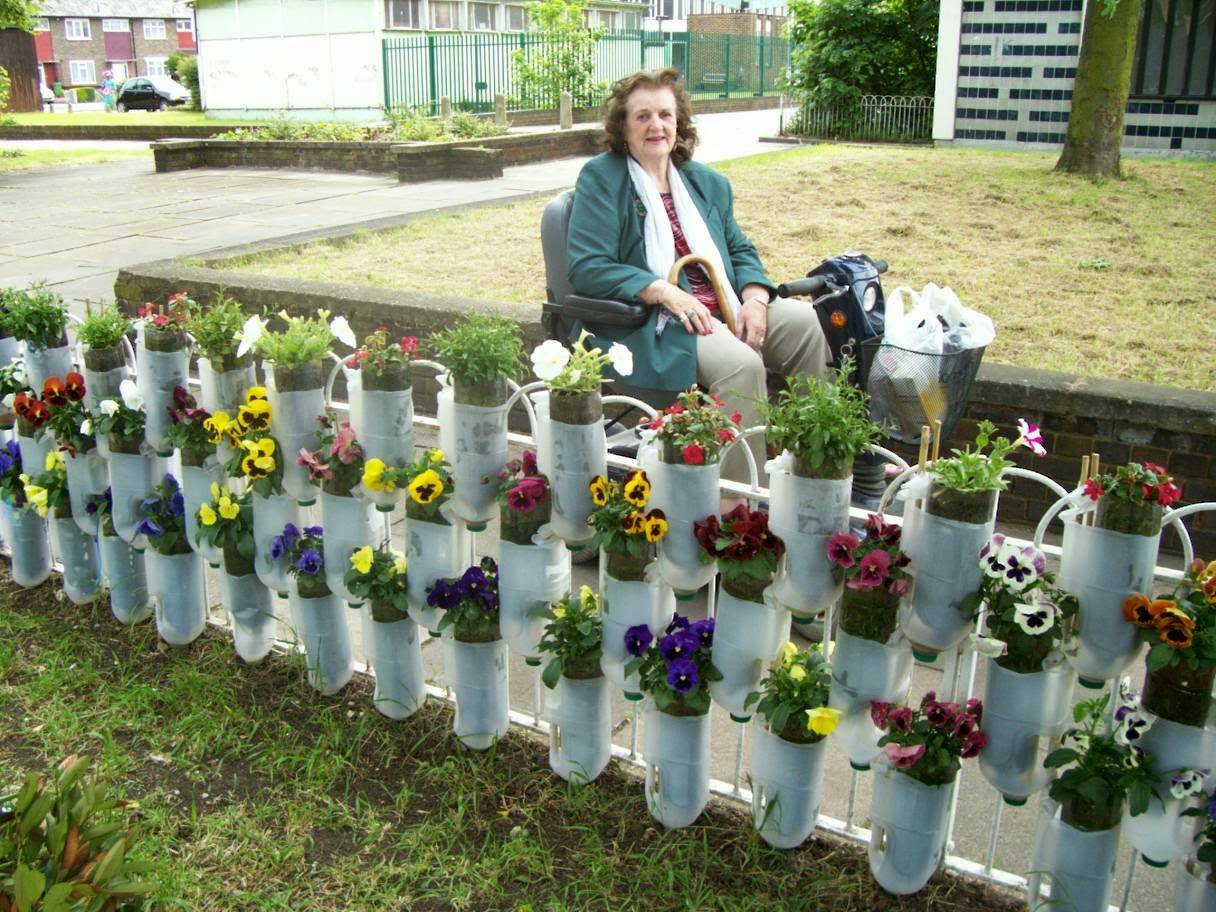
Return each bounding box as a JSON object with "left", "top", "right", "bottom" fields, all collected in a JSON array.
[
  {"left": 74, "top": 302, "right": 131, "bottom": 410},
  {"left": 746, "top": 642, "right": 839, "bottom": 849},
  {"left": 1177, "top": 788, "right": 1216, "bottom": 909},
  {"left": 538, "top": 586, "right": 612, "bottom": 784},
  {"left": 136, "top": 473, "right": 206, "bottom": 646},
  {"left": 135, "top": 293, "right": 192, "bottom": 456},
  {"left": 24, "top": 449, "right": 99, "bottom": 605},
  {"left": 90, "top": 379, "right": 151, "bottom": 547},
  {"left": 164, "top": 385, "right": 223, "bottom": 566},
  {"left": 0, "top": 438, "right": 50, "bottom": 588},
  {"left": 186, "top": 291, "right": 257, "bottom": 416},
  {"left": 5, "top": 284, "right": 73, "bottom": 393},
  {"left": 42, "top": 371, "right": 106, "bottom": 538},
  {"left": 88, "top": 487, "right": 150, "bottom": 625},
  {"left": 345, "top": 329, "right": 417, "bottom": 514},
  {"left": 345, "top": 545, "right": 426, "bottom": 720}
]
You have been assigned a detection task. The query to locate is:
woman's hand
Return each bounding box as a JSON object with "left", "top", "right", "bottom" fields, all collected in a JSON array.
[
  {"left": 735, "top": 298, "right": 768, "bottom": 351},
  {"left": 640, "top": 280, "right": 714, "bottom": 336}
]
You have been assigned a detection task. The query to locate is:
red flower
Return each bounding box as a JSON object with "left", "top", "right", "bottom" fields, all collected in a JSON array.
[
  {"left": 826, "top": 532, "right": 860, "bottom": 568},
  {"left": 888, "top": 577, "right": 909, "bottom": 598},
  {"left": 400, "top": 336, "right": 419, "bottom": 355},
  {"left": 1144, "top": 462, "right": 1168, "bottom": 476},
  {"left": 521, "top": 449, "right": 538, "bottom": 477},
  {"left": 729, "top": 410, "right": 743, "bottom": 425},
  {"left": 681, "top": 443, "right": 705, "bottom": 465},
  {"left": 1155, "top": 482, "right": 1182, "bottom": 507},
  {"left": 717, "top": 427, "right": 735, "bottom": 444},
  {"left": 12, "top": 392, "right": 32, "bottom": 418},
  {"left": 960, "top": 730, "right": 988, "bottom": 759},
  {"left": 138, "top": 302, "right": 156, "bottom": 318},
  {"left": 26, "top": 399, "right": 50, "bottom": 429},
  {"left": 709, "top": 392, "right": 724, "bottom": 407},
  {"left": 64, "top": 372, "right": 86, "bottom": 402},
  {"left": 693, "top": 515, "right": 720, "bottom": 554},
  {"left": 848, "top": 549, "right": 892, "bottom": 590},
  {"left": 42, "top": 376, "right": 68, "bottom": 407},
  {"left": 1083, "top": 478, "right": 1105, "bottom": 501},
  {"left": 666, "top": 403, "right": 685, "bottom": 416}
]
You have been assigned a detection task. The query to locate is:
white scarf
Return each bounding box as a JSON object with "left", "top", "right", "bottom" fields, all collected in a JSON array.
[{"left": 626, "top": 156, "right": 741, "bottom": 335}]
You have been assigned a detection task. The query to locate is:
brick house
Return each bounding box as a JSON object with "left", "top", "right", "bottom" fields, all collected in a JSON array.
[
  {"left": 685, "top": 9, "right": 786, "bottom": 95},
  {"left": 33, "top": 0, "right": 197, "bottom": 92}
]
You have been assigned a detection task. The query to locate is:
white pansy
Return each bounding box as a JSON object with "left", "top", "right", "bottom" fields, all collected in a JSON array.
[
  {"left": 1169, "top": 768, "right": 1209, "bottom": 799},
  {"left": 530, "top": 340, "right": 571, "bottom": 381},
  {"left": 99, "top": 399, "right": 120, "bottom": 416},
  {"left": 970, "top": 633, "right": 1007, "bottom": 658},
  {"left": 329, "top": 315, "right": 356, "bottom": 348},
  {"left": 118, "top": 378, "right": 144, "bottom": 411},
  {"left": 80, "top": 418, "right": 92, "bottom": 435},
  {"left": 1013, "top": 602, "right": 1054, "bottom": 636},
  {"left": 608, "top": 342, "right": 634, "bottom": 376},
  {"left": 236, "top": 314, "right": 267, "bottom": 358}
]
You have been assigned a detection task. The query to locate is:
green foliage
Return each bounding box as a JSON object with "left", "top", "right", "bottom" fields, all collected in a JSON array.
[
  {"left": 426, "top": 314, "right": 523, "bottom": 386},
  {"left": 255, "top": 312, "right": 334, "bottom": 368},
  {"left": 193, "top": 485, "right": 253, "bottom": 561},
  {"left": 786, "top": 0, "right": 938, "bottom": 109},
  {"left": 538, "top": 586, "right": 603, "bottom": 688},
  {"left": 759, "top": 357, "right": 879, "bottom": 474},
  {"left": 387, "top": 108, "right": 506, "bottom": 141},
  {"left": 166, "top": 53, "right": 201, "bottom": 111},
  {"left": 343, "top": 546, "right": 408, "bottom": 618},
  {"left": 0, "top": 65, "right": 10, "bottom": 112},
  {"left": 2, "top": 285, "right": 69, "bottom": 348},
  {"left": 215, "top": 115, "right": 371, "bottom": 142},
  {"left": 625, "top": 614, "right": 722, "bottom": 716},
  {"left": 445, "top": 110, "right": 507, "bottom": 139},
  {"left": 75, "top": 301, "right": 132, "bottom": 351},
  {"left": 929, "top": 419, "right": 1019, "bottom": 493},
  {"left": 512, "top": 0, "right": 605, "bottom": 109},
  {"left": 0, "top": 0, "right": 41, "bottom": 31},
  {"left": 745, "top": 643, "right": 835, "bottom": 742},
  {"left": 0, "top": 754, "right": 154, "bottom": 912},
  {"left": 186, "top": 290, "right": 247, "bottom": 365}
]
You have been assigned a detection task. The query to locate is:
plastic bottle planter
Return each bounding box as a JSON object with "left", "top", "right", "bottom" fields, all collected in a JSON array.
[
  {"left": 181, "top": 460, "right": 224, "bottom": 565},
  {"left": 448, "top": 387, "right": 509, "bottom": 530},
  {"left": 749, "top": 724, "right": 828, "bottom": 849},
  {"left": 321, "top": 490, "right": 374, "bottom": 603},
  {"left": 498, "top": 528, "right": 571, "bottom": 664},
  {"left": 1029, "top": 801, "right": 1121, "bottom": 912},
  {"left": 222, "top": 569, "right": 274, "bottom": 664},
  {"left": 136, "top": 328, "right": 189, "bottom": 455},
  {"left": 63, "top": 449, "right": 108, "bottom": 536},
  {"left": 644, "top": 708, "right": 711, "bottom": 829},
  {"left": 0, "top": 336, "right": 20, "bottom": 371},
  {"left": 98, "top": 532, "right": 150, "bottom": 625},
  {"left": 0, "top": 500, "right": 52, "bottom": 588},
  {"left": 600, "top": 560, "right": 675, "bottom": 698},
  {"left": 1124, "top": 714, "right": 1216, "bottom": 867},
  {"left": 899, "top": 488, "right": 996, "bottom": 660},
  {"left": 867, "top": 764, "right": 955, "bottom": 895},
  {"left": 446, "top": 637, "right": 510, "bottom": 750},
  {"left": 546, "top": 674, "right": 612, "bottom": 784},
  {"left": 251, "top": 491, "right": 301, "bottom": 597},
  {"left": 266, "top": 361, "right": 327, "bottom": 504},
  {"left": 147, "top": 549, "right": 206, "bottom": 646},
  {"left": 198, "top": 356, "right": 256, "bottom": 414},
  {"left": 81, "top": 344, "right": 128, "bottom": 412},
  {"left": 1057, "top": 508, "right": 1158, "bottom": 687},
  {"left": 349, "top": 366, "right": 414, "bottom": 501},
  {"left": 16, "top": 432, "right": 53, "bottom": 485},
  {"left": 288, "top": 581, "right": 354, "bottom": 696},
  {"left": 1174, "top": 860, "right": 1216, "bottom": 912},
  {"left": 107, "top": 444, "right": 155, "bottom": 545},
  {"left": 406, "top": 507, "right": 468, "bottom": 635},
  {"left": 708, "top": 586, "right": 788, "bottom": 721},
  {"left": 652, "top": 460, "right": 720, "bottom": 597},
  {"left": 49, "top": 516, "right": 100, "bottom": 605},
  {"left": 828, "top": 628, "right": 914, "bottom": 770},
  {"left": 979, "top": 658, "right": 1075, "bottom": 806},
  {"left": 21, "top": 339, "right": 73, "bottom": 395},
  {"left": 545, "top": 390, "right": 606, "bottom": 549},
  {"left": 766, "top": 455, "right": 851, "bottom": 622},
  {"left": 360, "top": 604, "right": 426, "bottom": 720}
]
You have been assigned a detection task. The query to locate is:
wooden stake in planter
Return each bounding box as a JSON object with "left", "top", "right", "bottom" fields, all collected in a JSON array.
[{"left": 915, "top": 425, "right": 930, "bottom": 510}]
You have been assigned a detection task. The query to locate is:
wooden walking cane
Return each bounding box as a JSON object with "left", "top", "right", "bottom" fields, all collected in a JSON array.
[{"left": 668, "top": 255, "right": 738, "bottom": 336}]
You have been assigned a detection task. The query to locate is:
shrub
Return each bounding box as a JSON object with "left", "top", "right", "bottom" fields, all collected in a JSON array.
[
  {"left": 0, "top": 65, "right": 10, "bottom": 112},
  {"left": 76, "top": 301, "right": 132, "bottom": 350},
  {"left": 512, "top": 0, "right": 605, "bottom": 109},
  {"left": 174, "top": 54, "right": 201, "bottom": 111}
]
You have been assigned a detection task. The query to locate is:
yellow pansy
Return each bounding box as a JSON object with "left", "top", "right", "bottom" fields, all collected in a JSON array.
[
  {"left": 198, "top": 504, "right": 218, "bottom": 526},
  {"left": 579, "top": 584, "right": 596, "bottom": 611},
  {"left": 622, "top": 471, "right": 651, "bottom": 507},
  {"left": 362, "top": 458, "right": 393, "bottom": 493},
  {"left": 806, "top": 706, "right": 842, "bottom": 737},
  {"left": 429, "top": 449, "right": 445, "bottom": 465},
  {"left": 237, "top": 399, "right": 272, "bottom": 432},
  {"left": 788, "top": 664, "right": 807, "bottom": 682},
  {"left": 588, "top": 475, "right": 609, "bottom": 507},
  {"left": 245, "top": 386, "right": 269, "bottom": 404},
  {"left": 44, "top": 450, "right": 64, "bottom": 472},
  {"left": 240, "top": 438, "right": 276, "bottom": 479},
  {"left": 552, "top": 605, "right": 566, "bottom": 619},
  {"left": 350, "top": 546, "right": 374, "bottom": 575},
  {"left": 204, "top": 411, "right": 235, "bottom": 445},
  {"left": 408, "top": 469, "right": 443, "bottom": 505},
  {"left": 210, "top": 482, "right": 222, "bottom": 501},
  {"left": 25, "top": 484, "right": 48, "bottom": 517},
  {"left": 643, "top": 511, "right": 668, "bottom": 543},
  {"left": 392, "top": 550, "right": 407, "bottom": 575},
  {"left": 779, "top": 641, "right": 798, "bottom": 667},
  {"left": 218, "top": 497, "right": 239, "bottom": 520}
]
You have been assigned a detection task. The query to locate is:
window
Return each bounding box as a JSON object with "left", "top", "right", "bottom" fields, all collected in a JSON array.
[
  {"left": 430, "top": 0, "right": 458, "bottom": 28},
  {"left": 1130, "top": 0, "right": 1215, "bottom": 99},
  {"left": 65, "top": 18, "right": 91, "bottom": 40},
  {"left": 102, "top": 18, "right": 129, "bottom": 31},
  {"left": 176, "top": 19, "right": 194, "bottom": 34},
  {"left": 384, "top": 0, "right": 421, "bottom": 28},
  {"left": 144, "top": 57, "right": 169, "bottom": 77},
  {"left": 597, "top": 11, "right": 616, "bottom": 28},
  {"left": 143, "top": 19, "right": 167, "bottom": 39},
  {"left": 111, "top": 62, "right": 129, "bottom": 82},
  {"left": 471, "top": 2, "right": 495, "bottom": 29},
  {"left": 69, "top": 60, "right": 96, "bottom": 84},
  {"left": 35, "top": 17, "right": 49, "bottom": 31},
  {"left": 506, "top": 5, "right": 527, "bottom": 30}
]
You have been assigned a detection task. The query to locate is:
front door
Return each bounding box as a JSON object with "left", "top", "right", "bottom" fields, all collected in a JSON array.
[{"left": 110, "top": 62, "right": 128, "bottom": 82}]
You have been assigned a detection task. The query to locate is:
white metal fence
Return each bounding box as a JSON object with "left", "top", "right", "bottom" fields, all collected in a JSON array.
[{"left": 787, "top": 94, "right": 935, "bottom": 143}]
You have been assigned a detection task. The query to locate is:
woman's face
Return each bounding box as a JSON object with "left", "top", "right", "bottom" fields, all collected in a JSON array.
[{"left": 623, "top": 85, "right": 678, "bottom": 168}]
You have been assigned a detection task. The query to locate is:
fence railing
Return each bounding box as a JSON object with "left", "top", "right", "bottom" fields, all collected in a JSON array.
[
  {"left": 787, "top": 94, "right": 935, "bottom": 143},
  {"left": 382, "top": 29, "right": 790, "bottom": 114}
]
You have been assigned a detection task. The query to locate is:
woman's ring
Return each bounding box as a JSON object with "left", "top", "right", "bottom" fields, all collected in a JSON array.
[{"left": 684, "top": 311, "right": 695, "bottom": 319}]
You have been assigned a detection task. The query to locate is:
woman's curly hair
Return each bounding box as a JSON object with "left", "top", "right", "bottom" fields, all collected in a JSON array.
[{"left": 599, "top": 68, "right": 699, "bottom": 167}]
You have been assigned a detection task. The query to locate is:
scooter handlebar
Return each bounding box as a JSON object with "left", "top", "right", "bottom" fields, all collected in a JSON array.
[{"left": 776, "top": 275, "right": 831, "bottom": 299}]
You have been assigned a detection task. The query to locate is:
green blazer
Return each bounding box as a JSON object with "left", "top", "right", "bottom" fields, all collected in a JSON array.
[{"left": 566, "top": 152, "right": 776, "bottom": 392}]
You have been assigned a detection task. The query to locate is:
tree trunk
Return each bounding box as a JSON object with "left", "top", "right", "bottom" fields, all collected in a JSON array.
[{"left": 1055, "top": 0, "right": 1142, "bottom": 178}]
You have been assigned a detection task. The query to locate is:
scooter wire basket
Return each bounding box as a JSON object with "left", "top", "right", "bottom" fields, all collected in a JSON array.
[{"left": 859, "top": 339, "right": 986, "bottom": 445}]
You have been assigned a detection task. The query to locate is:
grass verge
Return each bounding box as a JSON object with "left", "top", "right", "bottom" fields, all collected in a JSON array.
[
  {"left": 0, "top": 147, "right": 149, "bottom": 172},
  {"left": 3, "top": 111, "right": 252, "bottom": 127},
  {"left": 0, "top": 569, "right": 1023, "bottom": 912},
  {"left": 221, "top": 143, "right": 1216, "bottom": 392}
]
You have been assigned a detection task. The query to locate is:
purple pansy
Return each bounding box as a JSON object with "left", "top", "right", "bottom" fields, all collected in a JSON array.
[
  {"left": 296, "top": 549, "right": 323, "bottom": 575},
  {"left": 666, "top": 657, "right": 699, "bottom": 693},
  {"left": 658, "top": 630, "right": 699, "bottom": 661},
  {"left": 624, "top": 624, "right": 653, "bottom": 657}
]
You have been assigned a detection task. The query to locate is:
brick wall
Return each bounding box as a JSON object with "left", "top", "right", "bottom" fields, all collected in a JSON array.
[{"left": 45, "top": 16, "right": 194, "bottom": 88}]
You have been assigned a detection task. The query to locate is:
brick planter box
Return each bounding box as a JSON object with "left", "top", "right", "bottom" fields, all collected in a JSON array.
[
  {"left": 150, "top": 127, "right": 600, "bottom": 180},
  {"left": 0, "top": 124, "right": 237, "bottom": 141}
]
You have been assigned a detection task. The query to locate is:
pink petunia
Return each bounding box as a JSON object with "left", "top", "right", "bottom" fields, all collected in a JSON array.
[
  {"left": 329, "top": 421, "right": 362, "bottom": 465},
  {"left": 884, "top": 742, "right": 926, "bottom": 769},
  {"left": 1017, "top": 418, "right": 1047, "bottom": 457}
]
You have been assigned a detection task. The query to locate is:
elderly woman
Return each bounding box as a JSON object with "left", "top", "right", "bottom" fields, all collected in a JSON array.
[{"left": 567, "top": 68, "right": 831, "bottom": 483}]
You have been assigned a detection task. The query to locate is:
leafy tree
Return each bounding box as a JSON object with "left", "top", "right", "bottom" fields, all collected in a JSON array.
[
  {"left": 0, "top": 0, "right": 40, "bottom": 31},
  {"left": 0, "top": 66, "right": 10, "bottom": 112},
  {"left": 786, "top": 0, "right": 938, "bottom": 109},
  {"left": 512, "top": 0, "right": 605, "bottom": 109},
  {"left": 167, "top": 53, "right": 201, "bottom": 110},
  {"left": 1056, "top": 0, "right": 1142, "bottom": 178}
]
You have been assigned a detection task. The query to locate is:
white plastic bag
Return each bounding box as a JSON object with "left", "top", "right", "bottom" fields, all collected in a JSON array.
[
  {"left": 926, "top": 283, "right": 996, "bottom": 352},
  {"left": 883, "top": 287, "right": 943, "bottom": 355}
]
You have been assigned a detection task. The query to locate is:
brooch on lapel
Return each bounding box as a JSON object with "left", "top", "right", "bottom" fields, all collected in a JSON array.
[{"left": 634, "top": 198, "right": 647, "bottom": 219}]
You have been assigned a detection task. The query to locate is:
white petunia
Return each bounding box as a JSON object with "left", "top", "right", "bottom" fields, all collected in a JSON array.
[
  {"left": 608, "top": 342, "right": 634, "bottom": 377},
  {"left": 970, "top": 633, "right": 1007, "bottom": 658},
  {"left": 80, "top": 418, "right": 92, "bottom": 435},
  {"left": 329, "top": 315, "right": 356, "bottom": 348},
  {"left": 530, "top": 340, "right": 571, "bottom": 382},
  {"left": 118, "top": 378, "right": 144, "bottom": 411},
  {"left": 1013, "top": 602, "right": 1054, "bottom": 636},
  {"left": 236, "top": 314, "right": 267, "bottom": 359},
  {"left": 99, "top": 399, "right": 120, "bottom": 416}
]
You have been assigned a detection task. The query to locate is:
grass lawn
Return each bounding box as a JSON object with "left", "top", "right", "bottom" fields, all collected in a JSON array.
[
  {"left": 0, "top": 147, "right": 149, "bottom": 171},
  {"left": 3, "top": 111, "right": 254, "bottom": 127},
  {"left": 0, "top": 574, "right": 1024, "bottom": 912},
  {"left": 223, "top": 143, "right": 1216, "bottom": 392}
]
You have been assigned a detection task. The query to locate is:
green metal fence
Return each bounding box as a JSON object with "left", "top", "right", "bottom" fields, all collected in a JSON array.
[{"left": 382, "top": 29, "right": 790, "bottom": 115}]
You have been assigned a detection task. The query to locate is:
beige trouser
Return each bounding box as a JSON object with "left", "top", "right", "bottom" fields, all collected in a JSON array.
[{"left": 696, "top": 295, "right": 832, "bottom": 485}]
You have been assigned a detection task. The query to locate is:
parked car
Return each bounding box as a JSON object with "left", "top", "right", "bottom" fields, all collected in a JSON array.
[{"left": 115, "top": 77, "right": 191, "bottom": 112}]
